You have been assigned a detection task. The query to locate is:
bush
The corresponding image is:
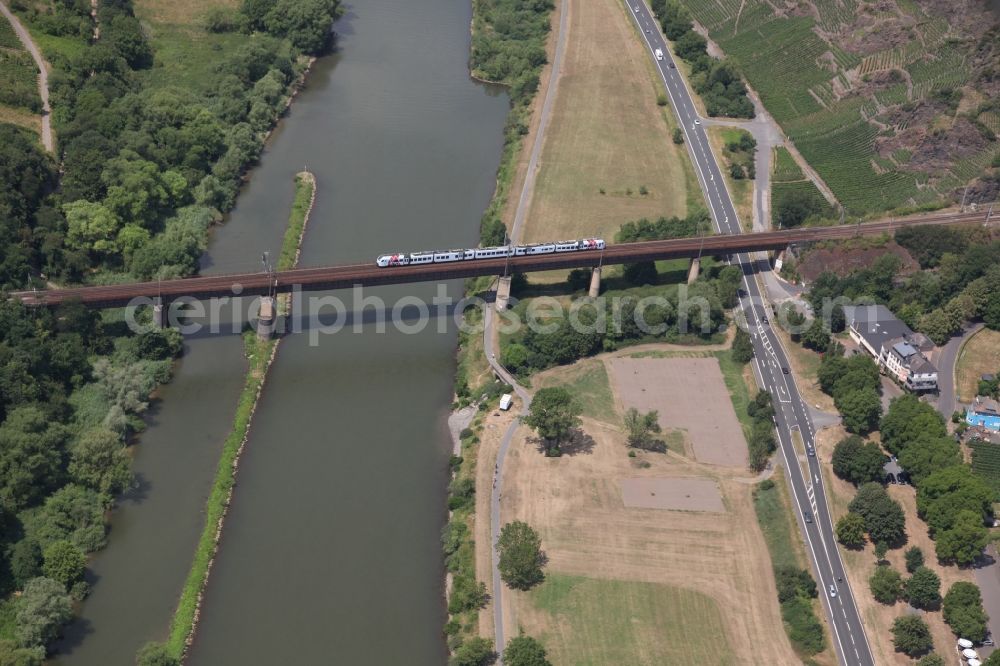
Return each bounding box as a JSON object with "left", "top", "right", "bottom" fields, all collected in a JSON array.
[
  {"left": 450, "top": 637, "right": 495, "bottom": 666},
  {"left": 891, "top": 615, "right": 932, "bottom": 657},
  {"left": 904, "top": 546, "right": 924, "bottom": 574},
  {"left": 869, "top": 564, "right": 902, "bottom": 604},
  {"left": 781, "top": 596, "right": 825, "bottom": 655},
  {"left": 41, "top": 541, "right": 86, "bottom": 589},
  {"left": 136, "top": 642, "right": 179, "bottom": 666},
  {"left": 905, "top": 567, "right": 941, "bottom": 610},
  {"left": 942, "top": 581, "right": 988, "bottom": 642}
]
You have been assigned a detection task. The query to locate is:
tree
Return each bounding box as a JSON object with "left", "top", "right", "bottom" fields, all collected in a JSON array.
[
  {"left": 0, "top": 407, "right": 71, "bottom": 513},
  {"left": 869, "top": 564, "right": 903, "bottom": 604},
  {"left": 897, "top": 436, "right": 961, "bottom": 486},
  {"left": 836, "top": 513, "right": 866, "bottom": 548},
  {"left": 943, "top": 581, "right": 988, "bottom": 642},
  {"left": 904, "top": 546, "right": 924, "bottom": 574},
  {"left": 503, "top": 636, "right": 551, "bottom": 666},
  {"left": 905, "top": 567, "right": 941, "bottom": 610},
  {"left": 623, "top": 408, "right": 664, "bottom": 452},
  {"left": 264, "top": 0, "right": 341, "bottom": 54},
  {"left": 934, "top": 509, "right": 989, "bottom": 566},
  {"left": 880, "top": 394, "right": 947, "bottom": 455},
  {"left": 672, "top": 127, "right": 684, "bottom": 144},
  {"left": 835, "top": 388, "right": 882, "bottom": 435},
  {"left": 21, "top": 484, "right": 108, "bottom": 553},
  {"left": 875, "top": 540, "right": 889, "bottom": 562},
  {"left": 524, "top": 388, "right": 581, "bottom": 455},
  {"left": 917, "top": 466, "right": 993, "bottom": 534},
  {"left": 41, "top": 541, "right": 85, "bottom": 589},
  {"left": 775, "top": 188, "right": 823, "bottom": 228},
  {"left": 916, "top": 655, "right": 945, "bottom": 666},
  {"left": 450, "top": 637, "right": 495, "bottom": 666},
  {"left": 497, "top": 521, "right": 544, "bottom": 590},
  {"left": 0, "top": 640, "right": 44, "bottom": 666},
  {"left": 68, "top": 428, "right": 133, "bottom": 496},
  {"left": 135, "top": 641, "right": 179, "bottom": 666},
  {"left": 849, "top": 483, "right": 905, "bottom": 546},
  {"left": 14, "top": 577, "right": 72, "bottom": 649},
  {"left": 891, "top": 615, "right": 932, "bottom": 657},
  {"left": 8, "top": 539, "right": 42, "bottom": 589},
  {"left": 801, "top": 318, "right": 830, "bottom": 351},
  {"left": 831, "top": 435, "right": 887, "bottom": 485},
  {"left": 732, "top": 326, "right": 754, "bottom": 363},
  {"left": 830, "top": 304, "right": 846, "bottom": 333}
]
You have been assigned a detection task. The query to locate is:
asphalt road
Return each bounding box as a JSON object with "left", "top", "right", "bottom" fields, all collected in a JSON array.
[{"left": 627, "top": 4, "right": 874, "bottom": 664}]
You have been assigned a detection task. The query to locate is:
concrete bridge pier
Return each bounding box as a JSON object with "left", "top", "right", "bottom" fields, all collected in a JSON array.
[
  {"left": 256, "top": 296, "right": 276, "bottom": 340},
  {"left": 495, "top": 276, "right": 512, "bottom": 310},
  {"left": 152, "top": 297, "right": 166, "bottom": 328},
  {"left": 686, "top": 257, "right": 700, "bottom": 285},
  {"left": 774, "top": 248, "right": 786, "bottom": 272},
  {"left": 588, "top": 267, "right": 602, "bottom": 297}
]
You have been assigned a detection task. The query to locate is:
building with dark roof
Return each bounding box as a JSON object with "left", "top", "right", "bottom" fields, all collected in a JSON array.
[{"left": 845, "top": 304, "right": 938, "bottom": 392}]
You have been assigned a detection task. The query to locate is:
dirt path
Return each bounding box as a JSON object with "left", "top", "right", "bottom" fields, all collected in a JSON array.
[{"left": 0, "top": 1, "right": 53, "bottom": 152}]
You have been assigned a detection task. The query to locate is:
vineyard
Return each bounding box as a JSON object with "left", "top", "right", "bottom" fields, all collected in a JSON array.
[
  {"left": 772, "top": 147, "right": 803, "bottom": 182},
  {"left": 0, "top": 11, "right": 41, "bottom": 114},
  {"left": 0, "top": 14, "right": 21, "bottom": 49},
  {"left": 771, "top": 146, "right": 834, "bottom": 224},
  {"left": 0, "top": 49, "right": 42, "bottom": 113},
  {"left": 676, "top": 0, "right": 999, "bottom": 214},
  {"left": 971, "top": 440, "right": 1000, "bottom": 500}
]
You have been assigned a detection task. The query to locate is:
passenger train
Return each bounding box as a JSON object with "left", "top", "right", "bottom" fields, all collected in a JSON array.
[{"left": 376, "top": 238, "right": 605, "bottom": 267}]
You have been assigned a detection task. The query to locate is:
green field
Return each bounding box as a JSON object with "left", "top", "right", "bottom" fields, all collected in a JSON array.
[
  {"left": 676, "top": 0, "right": 999, "bottom": 214},
  {"left": 529, "top": 574, "right": 736, "bottom": 665},
  {"left": 536, "top": 359, "right": 619, "bottom": 426}
]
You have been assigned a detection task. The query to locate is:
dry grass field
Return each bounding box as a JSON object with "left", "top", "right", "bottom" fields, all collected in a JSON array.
[
  {"left": 957, "top": 329, "right": 1000, "bottom": 403},
  {"left": 478, "top": 349, "right": 802, "bottom": 663},
  {"left": 520, "top": 0, "right": 697, "bottom": 246},
  {"left": 497, "top": 415, "right": 798, "bottom": 664},
  {"left": 815, "top": 425, "right": 979, "bottom": 664},
  {"left": 607, "top": 356, "right": 748, "bottom": 467}
]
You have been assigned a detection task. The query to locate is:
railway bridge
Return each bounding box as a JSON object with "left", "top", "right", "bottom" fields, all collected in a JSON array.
[{"left": 9, "top": 210, "right": 993, "bottom": 317}]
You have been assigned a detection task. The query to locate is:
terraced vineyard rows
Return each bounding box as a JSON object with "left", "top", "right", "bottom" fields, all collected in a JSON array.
[
  {"left": 676, "top": 0, "right": 996, "bottom": 214},
  {"left": 971, "top": 440, "right": 1000, "bottom": 500}
]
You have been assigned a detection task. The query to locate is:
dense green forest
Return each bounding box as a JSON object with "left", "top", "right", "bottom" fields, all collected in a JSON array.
[{"left": 0, "top": 0, "right": 341, "bottom": 658}]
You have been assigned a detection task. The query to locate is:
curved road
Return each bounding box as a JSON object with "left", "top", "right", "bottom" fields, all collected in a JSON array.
[
  {"left": 0, "top": 1, "right": 53, "bottom": 152},
  {"left": 486, "top": 0, "right": 570, "bottom": 658},
  {"left": 627, "top": 3, "right": 874, "bottom": 664}
]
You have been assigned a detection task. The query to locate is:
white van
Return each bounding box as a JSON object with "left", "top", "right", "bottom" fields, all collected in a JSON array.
[
  {"left": 499, "top": 394, "right": 513, "bottom": 411},
  {"left": 655, "top": 48, "right": 664, "bottom": 60}
]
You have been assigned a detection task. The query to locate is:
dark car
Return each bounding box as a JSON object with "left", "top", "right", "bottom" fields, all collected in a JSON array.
[
  {"left": 669, "top": 62, "right": 676, "bottom": 68},
  {"left": 886, "top": 473, "right": 897, "bottom": 484},
  {"left": 804, "top": 511, "right": 813, "bottom": 524},
  {"left": 897, "top": 472, "right": 910, "bottom": 485},
  {"left": 782, "top": 367, "right": 790, "bottom": 374}
]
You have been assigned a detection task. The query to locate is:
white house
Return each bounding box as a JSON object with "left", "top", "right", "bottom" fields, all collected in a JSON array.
[{"left": 846, "top": 304, "right": 938, "bottom": 392}]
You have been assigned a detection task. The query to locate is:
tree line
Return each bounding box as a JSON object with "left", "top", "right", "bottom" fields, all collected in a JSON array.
[{"left": 649, "top": 0, "right": 754, "bottom": 118}]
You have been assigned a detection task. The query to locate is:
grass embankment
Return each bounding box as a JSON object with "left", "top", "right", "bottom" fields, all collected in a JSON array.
[
  {"left": 707, "top": 127, "right": 755, "bottom": 230},
  {"left": 521, "top": 0, "right": 694, "bottom": 249},
  {"left": 753, "top": 473, "right": 831, "bottom": 663},
  {"left": 529, "top": 574, "right": 735, "bottom": 664},
  {"left": 165, "top": 173, "right": 314, "bottom": 658},
  {"left": 957, "top": 328, "right": 1000, "bottom": 403}
]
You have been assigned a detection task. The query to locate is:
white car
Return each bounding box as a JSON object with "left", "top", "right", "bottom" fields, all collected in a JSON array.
[
  {"left": 828, "top": 585, "right": 837, "bottom": 598},
  {"left": 694, "top": 119, "right": 701, "bottom": 125},
  {"left": 634, "top": 5, "right": 639, "bottom": 11}
]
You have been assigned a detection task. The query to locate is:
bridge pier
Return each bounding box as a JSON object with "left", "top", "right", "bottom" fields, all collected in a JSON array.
[
  {"left": 495, "top": 276, "right": 512, "bottom": 310},
  {"left": 774, "top": 248, "right": 786, "bottom": 272},
  {"left": 256, "top": 296, "right": 276, "bottom": 340},
  {"left": 152, "top": 297, "right": 166, "bottom": 328},
  {"left": 588, "top": 267, "right": 602, "bottom": 298},
  {"left": 686, "top": 257, "right": 700, "bottom": 285}
]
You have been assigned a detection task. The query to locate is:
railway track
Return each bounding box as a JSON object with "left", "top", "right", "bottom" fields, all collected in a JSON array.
[{"left": 9, "top": 209, "right": 991, "bottom": 307}]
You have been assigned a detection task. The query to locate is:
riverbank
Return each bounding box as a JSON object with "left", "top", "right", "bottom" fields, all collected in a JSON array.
[{"left": 161, "top": 173, "right": 316, "bottom": 661}]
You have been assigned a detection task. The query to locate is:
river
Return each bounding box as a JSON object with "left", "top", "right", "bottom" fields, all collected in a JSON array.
[{"left": 53, "top": 1, "right": 508, "bottom": 663}]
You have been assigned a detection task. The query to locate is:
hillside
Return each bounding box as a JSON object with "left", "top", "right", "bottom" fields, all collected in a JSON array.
[{"left": 676, "top": 0, "right": 1000, "bottom": 213}]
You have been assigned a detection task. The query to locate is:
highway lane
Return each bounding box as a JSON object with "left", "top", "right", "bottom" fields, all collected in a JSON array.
[{"left": 626, "top": 3, "right": 875, "bottom": 664}]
